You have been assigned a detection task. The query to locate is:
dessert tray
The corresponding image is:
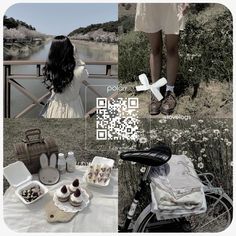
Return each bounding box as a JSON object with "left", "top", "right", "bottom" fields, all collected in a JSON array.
[
  {"left": 53, "top": 182, "right": 90, "bottom": 213},
  {"left": 83, "top": 156, "right": 114, "bottom": 187},
  {"left": 3, "top": 161, "right": 48, "bottom": 205}
]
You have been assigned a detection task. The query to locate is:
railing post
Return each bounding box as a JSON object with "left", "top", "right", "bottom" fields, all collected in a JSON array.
[
  {"left": 106, "top": 64, "right": 111, "bottom": 76},
  {"left": 36, "top": 64, "right": 41, "bottom": 77},
  {"left": 4, "top": 65, "right": 11, "bottom": 118}
]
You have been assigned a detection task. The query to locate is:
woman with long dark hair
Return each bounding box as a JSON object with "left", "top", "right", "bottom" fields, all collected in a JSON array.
[{"left": 42, "top": 35, "right": 88, "bottom": 118}]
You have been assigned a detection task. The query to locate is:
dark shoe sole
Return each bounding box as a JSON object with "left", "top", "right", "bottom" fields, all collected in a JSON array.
[
  {"left": 149, "top": 109, "right": 161, "bottom": 115},
  {"left": 160, "top": 108, "right": 174, "bottom": 115}
]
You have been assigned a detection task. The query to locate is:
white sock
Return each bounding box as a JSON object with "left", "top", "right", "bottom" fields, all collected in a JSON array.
[{"left": 166, "top": 85, "right": 174, "bottom": 93}]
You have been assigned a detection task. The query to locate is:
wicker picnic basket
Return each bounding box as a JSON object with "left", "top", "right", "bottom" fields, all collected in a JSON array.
[{"left": 14, "top": 128, "right": 58, "bottom": 174}]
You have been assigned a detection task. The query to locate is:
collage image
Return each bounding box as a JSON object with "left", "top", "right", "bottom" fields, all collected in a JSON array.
[{"left": 2, "top": 2, "right": 233, "bottom": 234}]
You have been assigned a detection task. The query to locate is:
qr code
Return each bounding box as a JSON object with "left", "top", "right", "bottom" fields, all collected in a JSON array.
[{"left": 96, "top": 98, "right": 139, "bottom": 141}]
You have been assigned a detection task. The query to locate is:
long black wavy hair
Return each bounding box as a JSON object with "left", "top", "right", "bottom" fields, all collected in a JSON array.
[{"left": 43, "top": 35, "right": 76, "bottom": 93}]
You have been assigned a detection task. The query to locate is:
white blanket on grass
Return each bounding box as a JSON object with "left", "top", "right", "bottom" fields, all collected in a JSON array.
[{"left": 4, "top": 166, "right": 118, "bottom": 232}]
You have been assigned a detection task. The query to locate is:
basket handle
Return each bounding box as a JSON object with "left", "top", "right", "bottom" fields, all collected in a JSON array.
[{"left": 24, "top": 128, "right": 44, "bottom": 144}]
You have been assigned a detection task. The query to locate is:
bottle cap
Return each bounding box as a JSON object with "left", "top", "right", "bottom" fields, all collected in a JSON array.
[
  {"left": 58, "top": 153, "right": 65, "bottom": 159},
  {"left": 68, "top": 151, "right": 74, "bottom": 158}
]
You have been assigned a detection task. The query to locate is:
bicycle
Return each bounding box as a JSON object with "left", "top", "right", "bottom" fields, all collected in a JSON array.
[{"left": 119, "top": 145, "right": 233, "bottom": 232}]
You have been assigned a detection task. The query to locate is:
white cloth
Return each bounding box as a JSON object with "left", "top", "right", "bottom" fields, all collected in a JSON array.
[
  {"left": 150, "top": 155, "right": 207, "bottom": 220},
  {"left": 43, "top": 61, "right": 88, "bottom": 118},
  {"left": 135, "top": 3, "right": 185, "bottom": 34},
  {"left": 151, "top": 185, "right": 207, "bottom": 220},
  {"left": 3, "top": 166, "right": 118, "bottom": 232},
  {"left": 150, "top": 155, "right": 203, "bottom": 199}
]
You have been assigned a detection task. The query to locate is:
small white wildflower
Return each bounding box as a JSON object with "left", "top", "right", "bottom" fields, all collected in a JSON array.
[
  {"left": 226, "top": 142, "right": 232, "bottom": 147},
  {"left": 197, "top": 162, "right": 204, "bottom": 169},
  {"left": 140, "top": 167, "right": 146, "bottom": 173},
  {"left": 213, "top": 129, "right": 220, "bottom": 135},
  {"left": 182, "top": 151, "right": 188, "bottom": 155},
  {"left": 131, "top": 161, "right": 136, "bottom": 165},
  {"left": 203, "top": 154, "right": 207, "bottom": 158},
  {"left": 190, "top": 138, "right": 196, "bottom": 142},
  {"left": 224, "top": 128, "right": 229, "bottom": 132},
  {"left": 156, "top": 137, "right": 164, "bottom": 141},
  {"left": 198, "top": 157, "right": 203, "bottom": 161},
  {"left": 172, "top": 135, "right": 179, "bottom": 142},
  {"left": 184, "top": 130, "right": 191, "bottom": 135},
  {"left": 118, "top": 159, "right": 123, "bottom": 165},
  {"left": 202, "top": 137, "right": 208, "bottom": 141},
  {"left": 159, "top": 119, "right": 167, "bottom": 124},
  {"left": 198, "top": 120, "right": 204, "bottom": 123},
  {"left": 200, "top": 148, "right": 205, "bottom": 153},
  {"left": 139, "top": 137, "right": 148, "bottom": 144}
]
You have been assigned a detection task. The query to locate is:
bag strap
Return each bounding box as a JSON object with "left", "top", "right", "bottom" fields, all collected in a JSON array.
[
  {"left": 23, "top": 129, "right": 51, "bottom": 164},
  {"left": 24, "top": 128, "right": 44, "bottom": 144}
]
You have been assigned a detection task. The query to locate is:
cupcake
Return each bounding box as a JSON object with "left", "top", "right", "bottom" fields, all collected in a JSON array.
[
  {"left": 56, "top": 185, "right": 70, "bottom": 202},
  {"left": 69, "top": 179, "right": 80, "bottom": 193},
  {"left": 70, "top": 189, "right": 83, "bottom": 207}
]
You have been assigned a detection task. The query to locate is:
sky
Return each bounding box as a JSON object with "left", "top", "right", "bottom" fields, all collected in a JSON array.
[{"left": 5, "top": 3, "right": 118, "bottom": 35}]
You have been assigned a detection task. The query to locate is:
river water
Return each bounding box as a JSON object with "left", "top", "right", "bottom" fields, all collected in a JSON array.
[{"left": 9, "top": 40, "right": 118, "bottom": 117}]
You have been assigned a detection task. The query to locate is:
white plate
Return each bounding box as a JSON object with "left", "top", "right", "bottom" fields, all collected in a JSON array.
[
  {"left": 53, "top": 185, "right": 89, "bottom": 213},
  {"left": 16, "top": 180, "right": 48, "bottom": 205},
  {"left": 83, "top": 156, "right": 114, "bottom": 187}
]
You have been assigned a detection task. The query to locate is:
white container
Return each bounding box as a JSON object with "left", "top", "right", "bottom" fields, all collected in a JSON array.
[
  {"left": 57, "top": 153, "right": 66, "bottom": 174},
  {"left": 3, "top": 161, "right": 48, "bottom": 205},
  {"left": 83, "top": 156, "right": 114, "bottom": 187},
  {"left": 66, "top": 151, "right": 76, "bottom": 172}
]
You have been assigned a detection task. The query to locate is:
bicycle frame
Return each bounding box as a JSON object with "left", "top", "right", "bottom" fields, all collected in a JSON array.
[{"left": 120, "top": 166, "right": 151, "bottom": 232}]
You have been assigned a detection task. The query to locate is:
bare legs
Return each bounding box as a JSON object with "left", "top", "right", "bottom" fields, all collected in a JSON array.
[
  {"left": 146, "top": 31, "right": 162, "bottom": 115},
  {"left": 146, "top": 32, "right": 179, "bottom": 85},
  {"left": 146, "top": 31, "right": 162, "bottom": 83},
  {"left": 146, "top": 32, "right": 179, "bottom": 115},
  {"left": 165, "top": 34, "right": 179, "bottom": 86}
]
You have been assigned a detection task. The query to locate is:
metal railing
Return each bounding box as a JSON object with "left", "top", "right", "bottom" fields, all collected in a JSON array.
[{"left": 3, "top": 60, "right": 118, "bottom": 118}]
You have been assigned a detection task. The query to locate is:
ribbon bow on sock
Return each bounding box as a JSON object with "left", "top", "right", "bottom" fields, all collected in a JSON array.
[{"left": 135, "top": 74, "right": 167, "bottom": 101}]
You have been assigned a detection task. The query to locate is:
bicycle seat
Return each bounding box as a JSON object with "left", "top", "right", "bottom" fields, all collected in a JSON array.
[{"left": 120, "top": 145, "right": 172, "bottom": 166}]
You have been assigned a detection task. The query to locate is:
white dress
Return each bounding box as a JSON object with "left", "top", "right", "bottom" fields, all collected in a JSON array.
[
  {"left": 135, "top": 3, "right": 185, "bottom": 34},
  {"left": 43, "top": 61, "right": 88, "bottom": 118}
]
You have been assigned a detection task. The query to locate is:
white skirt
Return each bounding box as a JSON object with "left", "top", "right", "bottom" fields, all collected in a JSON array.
[
  {"left": 43, "top": 96, "right": 84, "bottom": 118},
  {"left": 135, "top": 3, "right": 185, "bottom": 34}
]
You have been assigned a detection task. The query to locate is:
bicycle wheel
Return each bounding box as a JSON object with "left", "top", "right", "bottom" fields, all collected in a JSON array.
[
  {"left": 136, "top": 212, "right": 190, "bottom": 232},
  {"left": 186, "top": 193, "right": 233, "bottom": 232},
  {"left": 136, "top": 194, "right": 232, "bottom": 232}
]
